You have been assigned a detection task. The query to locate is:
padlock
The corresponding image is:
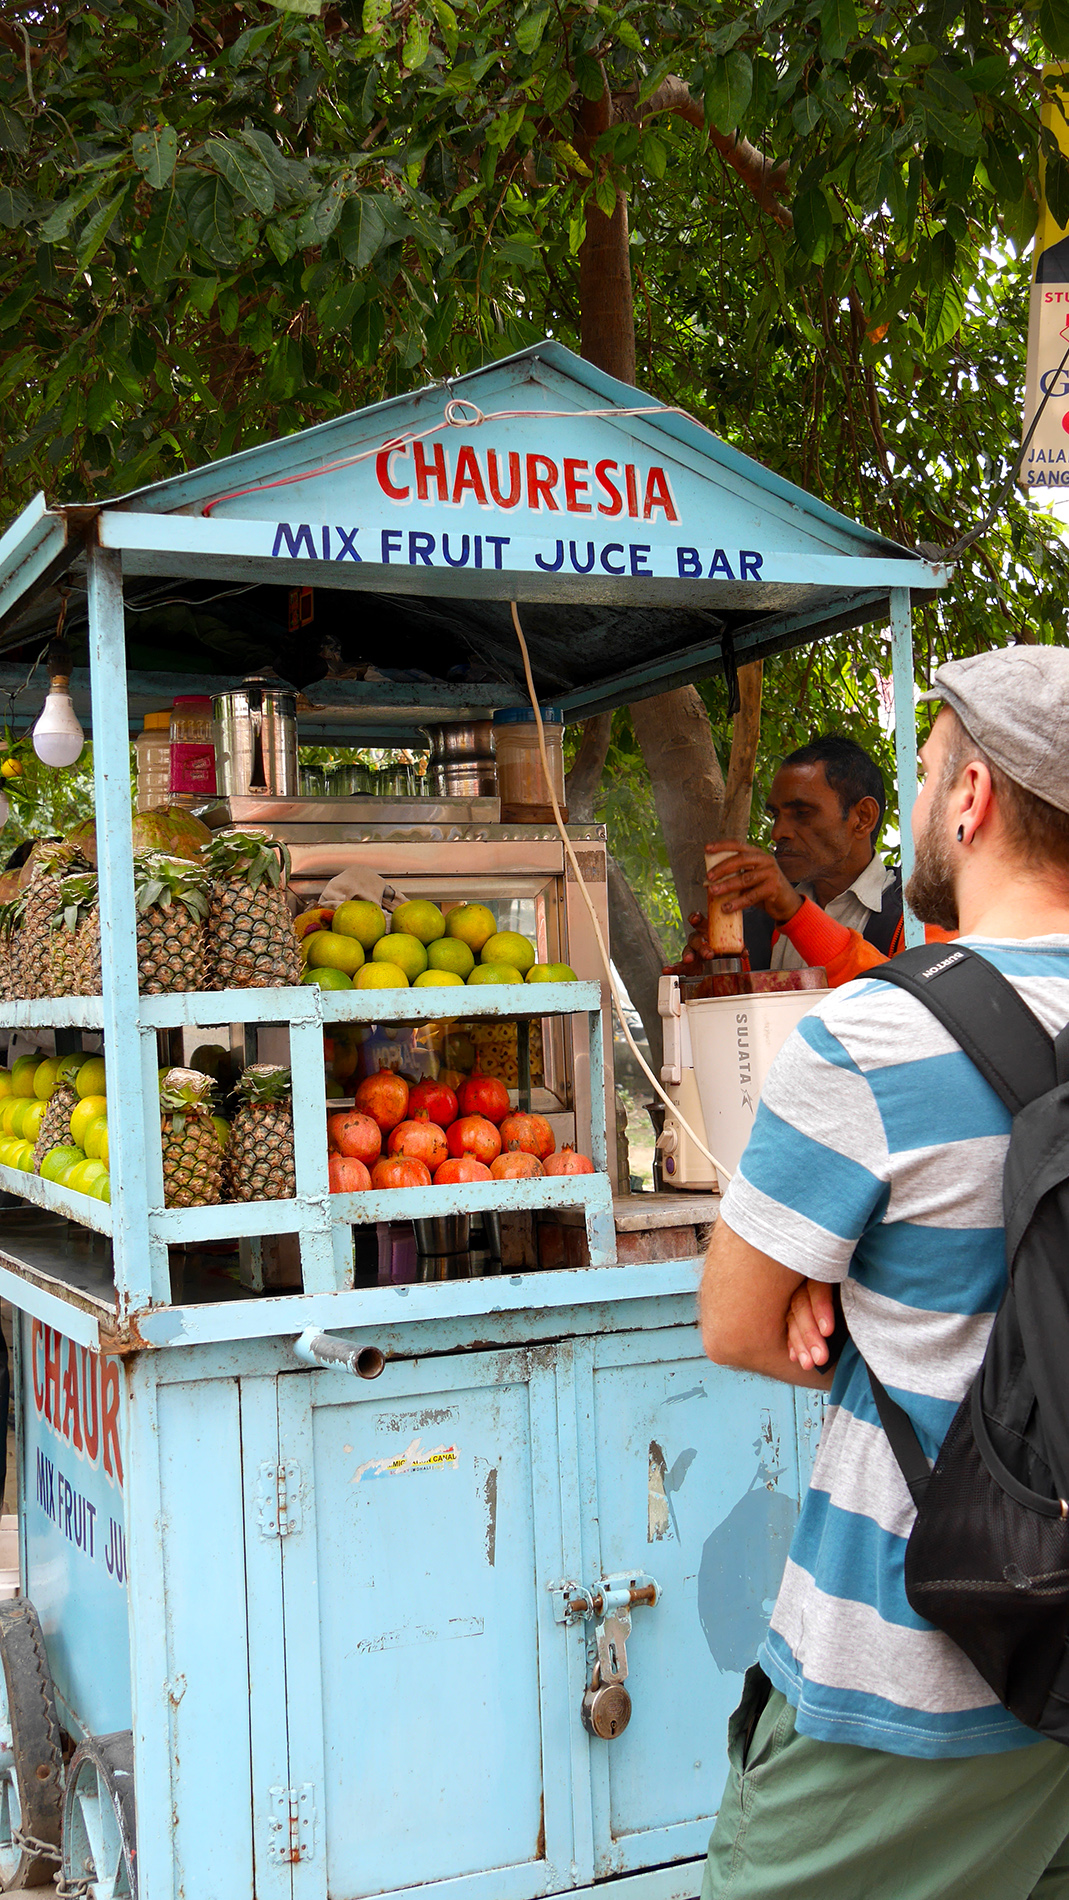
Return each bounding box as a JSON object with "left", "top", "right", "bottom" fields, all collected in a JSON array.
[{"left": 581, "top": 1675, "right": 632, "bottom": 1740}]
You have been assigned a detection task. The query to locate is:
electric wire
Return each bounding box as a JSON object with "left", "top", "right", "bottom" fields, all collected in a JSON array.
[{"left": 509, "top": 599, "right": 734, "bottom": 1184}]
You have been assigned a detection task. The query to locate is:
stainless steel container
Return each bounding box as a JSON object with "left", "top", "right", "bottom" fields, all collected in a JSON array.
[
  {"left": 213, "top": 677, "right": 298, "bottom": 796},
  {"left": 429, "top": 759, "right": 498, "bottom": 799},
  {"left": 413, "top": 1214, "right": 470, "bottom": 1255},
  {"left": 424, "top": 721, "right": 495, "bottom": 761}
]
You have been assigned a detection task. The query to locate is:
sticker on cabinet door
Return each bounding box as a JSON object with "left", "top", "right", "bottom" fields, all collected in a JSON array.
[{"left": 350, "top": 1436, "right": 459, "bottom": 1482}]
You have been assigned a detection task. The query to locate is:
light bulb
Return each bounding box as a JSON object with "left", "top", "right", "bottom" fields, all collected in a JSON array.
[{"left": 32, "top": 684, "right": 84, "bottom": 768}]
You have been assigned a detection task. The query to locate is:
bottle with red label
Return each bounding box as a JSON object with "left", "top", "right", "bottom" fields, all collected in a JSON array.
[{"left": 169, "top": 695, "right": 218, "bottom": 802}]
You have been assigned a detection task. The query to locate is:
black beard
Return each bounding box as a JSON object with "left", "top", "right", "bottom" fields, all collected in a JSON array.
[{"left": 905, "top": 803, "right": 959, "bottom": 933}]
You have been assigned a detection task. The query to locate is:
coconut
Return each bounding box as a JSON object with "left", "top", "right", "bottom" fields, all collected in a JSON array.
[{"left": 69, "top": 807, "right": 213, "bottom": 867}]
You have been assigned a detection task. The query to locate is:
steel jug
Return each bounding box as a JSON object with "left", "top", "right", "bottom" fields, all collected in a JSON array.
[{"left": 213, "top": 677, "right": 298, "bottom": 796}]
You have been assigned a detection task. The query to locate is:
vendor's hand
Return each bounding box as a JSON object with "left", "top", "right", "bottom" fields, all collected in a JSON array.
[
  {"left": 786, "top": 1279, "right": 838, "bottom": 1371},
  {"left": 705, "top": 840, "right": 803, "bottom": 925}
]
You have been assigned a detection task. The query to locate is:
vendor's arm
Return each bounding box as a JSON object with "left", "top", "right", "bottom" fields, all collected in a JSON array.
[
  {"left": 780, "top": 899, "right": 957, "bottom": 986},
  {"left": 699, "top": 1218, "right": 834, "bottom": 1390}
]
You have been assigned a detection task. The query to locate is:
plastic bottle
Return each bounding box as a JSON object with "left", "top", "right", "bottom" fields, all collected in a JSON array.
[
  {"left": 169, "top": 696, "right": 217, "bottom": 802},
  {"left": 135, "top": 711, "right": 171, "bottom": 813},
  {"left": 493, "top": 707, "right": 566, "bottom": 820}
]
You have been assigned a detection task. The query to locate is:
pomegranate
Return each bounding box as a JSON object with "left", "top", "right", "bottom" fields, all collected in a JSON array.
[
  {"left": 388, "top": 1113, "right": 449, "bottom": 1169},
  {"left": 328, "top": 1110, "right": 382, "bottom": 1165},
  {"left": 371, "top": 1155, "right": 433, "bottom": 1190},
  {"left": 543, "top": 1146, "right": 595, "bottom": 1176},
  {"left": 457, "top": 1066, "right": 510, "bottom": 1125},
  {"left": 329, "top": 1154, "right": 372, "bottom": 1192},
  {"left": 408, "top": 1079, "right": 458, "bottom": 1128},
  {"left": 490, "top": 1148, "right": 545, "bottom": 1180},
  {"left": 446, "top": 1115, "right": 502, "bottom": 1164},
  {"left": 354, "top": 1066, "right": 409, "bottom": 1133},
  {"left": 434, "top": 1156, "right": 493, "bottom": 1184},
  {"left": 498, "top": 1111, "right": 555, "bottom": 1160}
]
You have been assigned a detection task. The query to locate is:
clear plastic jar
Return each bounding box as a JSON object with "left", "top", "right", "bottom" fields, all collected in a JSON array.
[
  {"left": 493, "top": 707, "right": 566, "bottom": 819},
  {"left": 169, "top": 695, "right": 217, "bottom": 800},
  {"left": 135, "top": 710, "right": 171, "bottom": 813}
]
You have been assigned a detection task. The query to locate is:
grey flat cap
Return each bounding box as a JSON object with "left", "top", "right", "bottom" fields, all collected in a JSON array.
[{"left": 919, "top": 647, "right": 1069, "bottom": 815}]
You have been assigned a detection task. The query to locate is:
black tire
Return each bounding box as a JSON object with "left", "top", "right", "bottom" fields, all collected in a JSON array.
[
  {"left": 62, "top": 1729, "right": 137, "bottom": 1899},
  {"left": 0, "top": 1595, "right": 63, "bottom": 1890}
]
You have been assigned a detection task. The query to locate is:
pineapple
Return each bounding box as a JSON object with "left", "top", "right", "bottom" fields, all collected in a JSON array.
[
  {"left": 0, "top": 895, "right": 25, "bottom": 1004},
  {"left": 134, "top": 853, "right": 210, "bottom": 994},
  {"left": 225, "top": 1064, "right": 296, "bottom": 1202},
  {"left": 48, "top": 871, "right": 100, "bottom": 997},
  {"left": 18, "top": 843, "right": 89, "bottom": 1001},
  {"left": 159, "top": 1068, "right": 224, "bottom": 1208},
  {"left": 204, "top": 833, "right": 301, "bottom": 991},
  {"left": 33, "top": 1084, "right": 77, "bottom": 1172}
]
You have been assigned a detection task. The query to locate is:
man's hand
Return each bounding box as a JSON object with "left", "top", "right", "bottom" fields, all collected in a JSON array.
[
  {"left": 786, "top": 1279, "right": 839, "bottom": 1372},
  {"left": 705, "top": 840, "right": 803, "bottom": 925},
  {"left": 699, "top": 1219, "right": 835, "bottom": 1390}
]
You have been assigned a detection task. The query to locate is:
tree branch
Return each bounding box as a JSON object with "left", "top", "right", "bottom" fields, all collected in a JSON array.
[
  {"left": 634, "top": 76, "right": 792, "bottom": 227},
  {"left": 720, "top": 660, "right": 764, "bottom": 839},
  {"left": 565, "top": 713, "right": 612, "bottom": 822}
]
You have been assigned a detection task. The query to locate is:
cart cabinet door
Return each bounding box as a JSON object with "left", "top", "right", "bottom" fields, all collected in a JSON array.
[
  {"left": 275, "top": 1344, "right": 575, "bottom": 1900},
  {"left": 573, "top": 1331, "right": 805, "bottom": 1881}
]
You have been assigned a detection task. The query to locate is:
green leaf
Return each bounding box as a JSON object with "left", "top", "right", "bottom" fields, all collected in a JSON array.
[
  {"left": 402, "top": 13, "right": 432, "bottom": 69},
  {"left": 819, "top": 0, "right": 857, "bottom": 59},
  {"left": 205, "top": 136, "right": 276, "bottom": 215},
  {"left": 575, "top": 54, "right": 606, "bottom": 100},
  {"left": 1040, "top": 0, "right": 1069, "bottom": 56},
  {"left": 640, "top": 130, "right": 667, "bottom": 179},
  {"left": 791, "top": 90, "right": 823, "bottom": 136},
  {"left": 705, "top": 52, "right": 753, "bottom": 133},
  {"left": 136, "top": 189, "right": 186, "bottom": 294},
  {"left": 78, "top": 184, "right": 130, "bottom": 268},
  {"left": 0, "top": 104, "right": 28, "bottom": 156},
  {"left": 920, "top": 63, "right": 980, "bottom": 155},
  {"left": 132, "top": 124, "right": 179, "bottom": 189},
  {"left": 317, "top": 275, "right": 365, "bottom": 334},
  {"left": 0, "top": 187, "right": 33, "bottom": 229},
  {"left": 86, "top": 374, "right": 115, "bottom": 433},
  {"left": 432, "top": 0, "right": 458, "bottom": 56},
  {"left": 265, "top": 0, "right": 323, "bottom": 12},
  {"left": 542, "top": 65, "right": 573, "bottom": 113},
  {"left": 793, "top": 185, "right": 834, "bottom": 263},
  {"left": 982, "top": 133, "right": 1023, "bottom": 204},
  {"left": 924, "top": 276, "right": 965, "bottom": 351},
  {"left": 337, "top": 193, "right": 389, "bottom": 268},
  {"left": 185, "top": 175, "right": 241, "bottom": 267},
  {"left": 594, "top": 168, "right": 617, "bottom": 217},
  {"left": 515, "top": 7, "right": 550, "bottom": 53},
  {"left": 41, "top": 177, "right": 110, "bottom": 245},
  {"left": 186, "top": 271, "right": 218, "bottom": 315}
]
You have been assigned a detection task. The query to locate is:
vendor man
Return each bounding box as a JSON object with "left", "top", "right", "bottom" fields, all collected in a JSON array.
[{"left": 681, "top": 735, "right": 911, "bottom": 987}]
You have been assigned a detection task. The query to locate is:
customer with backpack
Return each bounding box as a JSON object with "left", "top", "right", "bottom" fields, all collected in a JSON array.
[{"left": 698, "top": 646, "right": 1069, "bottom": 1899}]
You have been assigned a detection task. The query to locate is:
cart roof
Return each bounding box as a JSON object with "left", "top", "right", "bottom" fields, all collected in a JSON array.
[{"left": 0, "top": 341, "right": 946, "bottom": 734}]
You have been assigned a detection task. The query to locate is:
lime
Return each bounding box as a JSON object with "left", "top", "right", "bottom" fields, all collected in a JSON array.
[
  {"left": 83, "top": 1114, "right": 108, "bottom": 1160},
  {"left": 17, "top": 1099, "right": 46, "bottom": 1141},
  {"left": 391, "top": 899, "right": 445, "bottom": 945},
  {"left": 480, "top": 931, "right": 536, "bottom": 976},
  {"left": 40, "top": 1145, "right": 84, "bottom": 1184},
  {"left": 70, "top": 1095, "right": 107, "bottom": 1150},
  {"left": 8, "top": 1100, "right": 36, "bottom": 1139},
  {"left": 332, "top": 899, "right": 387, "bottom": 948},
  {"left": 354, "top": 962, "right": 410, "bottom": 989},
  {"left": 10, "top": 1141, "right": 34, "bottom": 1173},
  {"left": 0, "top": 1100, "right": 24, "bottom": 1135},
  {"left": 427, "top": 936, "right": 475, "bottom": 979},
  {"left": 326, "top": 1080, "right": 344, "bottom": 1098},
  {"left": 0, "top": 1138, "right": 20, "bottom": 1167},
  {"left": 92, "top": 1174, "right": 111, "bottom": 1203},
  {"left": 11, "top": 1056, "right": 40, "bottom": 1098},
  {"left": 467, "top": 962, "right": 524, "bottom": 986},
  {"left": 0, "top": 1070, "right": 12, "bottom": 1098},
  {"left": 56, "top": 1053, "right": 89, "bottom": 1086},
  {"left": 302, "top": 967, "right": 352, "bottom": 990},
  {"left": 413, "top": 969, "right": 465, "bottom": 988},
  {"left": 526, "top": 962, "right": 578, "bottom": 983},
  {"left": 68, "top": 1158, "right": 107, "bottom": 1195},
  {"left": 371, "top": 933, "right": 427, "bottom": 980},
  {"left": 305, "top": 929, "right": 365, "bottom": 976},
  {"left": 75, "top": 1056, "right": 106, "bottom": 1100},
  {"left": 33, "top": 1058, "right": 61, "bottom": 1101},
  {"left": 445, "top": 903, "right": 497, "bottom": 953}
]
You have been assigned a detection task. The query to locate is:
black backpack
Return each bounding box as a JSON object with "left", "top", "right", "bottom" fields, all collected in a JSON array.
[{"left": 863, "top": 942, "right": 1069, "bottom": 1742}]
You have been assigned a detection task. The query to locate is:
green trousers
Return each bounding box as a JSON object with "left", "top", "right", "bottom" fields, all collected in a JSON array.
[{"left": 701, "top": 1668, "right": 1069, "bottom": 1900}]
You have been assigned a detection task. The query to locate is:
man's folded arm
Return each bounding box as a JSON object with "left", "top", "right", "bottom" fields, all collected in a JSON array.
[{"left": 699, "top": 1215, "right": 835, "bottom": 1390}]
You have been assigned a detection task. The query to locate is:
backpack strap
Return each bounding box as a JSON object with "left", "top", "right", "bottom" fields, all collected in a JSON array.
[
  {"left": 862, "top": 866, "right": 903, "bottom": 957},
  {"left": 865, "top": 942, "right": 1057, "bottom": 1114},
  {"left": 860, "top": 943, "right": 1058, "bottom": 1505}
]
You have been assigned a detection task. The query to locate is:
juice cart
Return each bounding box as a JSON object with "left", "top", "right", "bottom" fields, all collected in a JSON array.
[{"left": 0, "top": 342, "right": 945, "bottom": 1899}]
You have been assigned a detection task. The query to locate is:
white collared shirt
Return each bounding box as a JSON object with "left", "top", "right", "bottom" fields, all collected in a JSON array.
[{"left": 770, "top": 853, "right": 897, "bottom": 970}]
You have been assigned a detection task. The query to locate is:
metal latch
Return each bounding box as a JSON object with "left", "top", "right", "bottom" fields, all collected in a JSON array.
[
  {"left": 258, "top": 1461, "right": 302, "bottom": 1538},
  {"left": 267, "top": 1785, "right": 316, "bottom": 1863},
  {"left": 548, "top": 1572, "right": 660, "bottom": 1742}
]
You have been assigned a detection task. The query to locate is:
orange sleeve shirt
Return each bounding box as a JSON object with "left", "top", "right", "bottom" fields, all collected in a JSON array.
[{"left": 774, "top": 895, "right": 956, "bottom": 987}]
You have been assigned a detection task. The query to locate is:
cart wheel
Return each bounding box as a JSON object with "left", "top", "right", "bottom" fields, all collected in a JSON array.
[
  {"left": 0, "top": 1596, "right": 63, "bottom": 1890},
  {"left": 62, "top": 1731, "right": 136, "bottom": 1899}
]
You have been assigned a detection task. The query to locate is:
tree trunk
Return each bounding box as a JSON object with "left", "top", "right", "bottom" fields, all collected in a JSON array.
[
  {"left": 720, "top": 660, "right": 764, "bottom": 839},
  {"left": 564, "top": 713, "right": 612, "bottom": 822},
  {"left": 629, "top": 687, "right": 728, "bottom": 929},
  {"left": 576, "top": 93, "right": 635, "bottom": 384},
  {"left": 606, "top": 852, "right": 664, "bottom": 1072}
]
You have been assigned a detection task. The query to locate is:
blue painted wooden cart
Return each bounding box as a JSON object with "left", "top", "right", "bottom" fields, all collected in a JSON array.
[{"left": 0, "top": 343, "right": 944, "bottom": 1899}]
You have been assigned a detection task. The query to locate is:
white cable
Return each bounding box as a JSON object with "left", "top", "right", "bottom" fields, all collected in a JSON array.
[{"left": 509, "top": 600, "right": 734, "bottom": 1185}]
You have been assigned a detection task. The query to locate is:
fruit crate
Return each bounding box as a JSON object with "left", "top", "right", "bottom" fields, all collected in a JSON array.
[{"left": 0, "top": 976, "right": 616, "bottom": 1299}]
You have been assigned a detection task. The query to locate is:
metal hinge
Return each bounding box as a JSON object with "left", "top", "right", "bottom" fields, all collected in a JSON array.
[
  {"left": 267, "top": 1784, "right": 316, "bottom": 1863},
  {"left": 258, "top": 1460, "right": 302, "bottom": 1538},
  {"left": 547, "top": 1570, "right": 660, "bottom": 1625}
]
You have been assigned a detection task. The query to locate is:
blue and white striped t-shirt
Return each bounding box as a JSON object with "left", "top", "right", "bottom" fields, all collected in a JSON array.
[{"left": 719, "top": 936, "right": 1069, "bottom": 1760}]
